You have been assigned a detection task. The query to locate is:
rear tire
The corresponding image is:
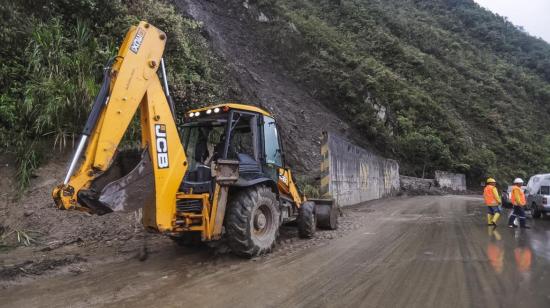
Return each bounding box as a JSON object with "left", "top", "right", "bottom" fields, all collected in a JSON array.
[
  {"left": 532, "top": 203, "right": 542, "bottom": 219},
  {"left": 225, "top": 185, "right": 280, "bottom": 257},
  {"left": 298, "top": 201, "right": 316, "bottom": 238}
]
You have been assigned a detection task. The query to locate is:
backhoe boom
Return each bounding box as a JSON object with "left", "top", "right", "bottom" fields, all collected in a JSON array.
[
  {"left": 52, "top": 21, "right": 339, "bottom": 257},
  {"left": 52, "top": 22, "right": 187, "bottom": 232}
]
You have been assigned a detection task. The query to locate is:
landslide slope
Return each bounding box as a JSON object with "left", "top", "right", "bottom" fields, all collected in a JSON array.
[{"left": 176, "top": 0, "right": 550, "bottom": 183}]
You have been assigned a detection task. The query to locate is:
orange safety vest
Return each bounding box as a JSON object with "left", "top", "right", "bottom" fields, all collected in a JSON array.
[
  {"left": 511, "top": 186, "right": 526, "bottom": 206},
  {"left": 483, "top": 185, "right": 499, "bottom": 206}
]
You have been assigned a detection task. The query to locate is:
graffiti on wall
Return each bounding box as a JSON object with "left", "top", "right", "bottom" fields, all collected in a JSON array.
[{"left": 320, "top": 132, "right": 400, "bottom": 206}]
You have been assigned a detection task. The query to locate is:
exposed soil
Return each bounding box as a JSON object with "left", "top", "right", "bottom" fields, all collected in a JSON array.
[
  {"left": 173, "top": 0, "right": 358, "bottom": 177},
  {"left": 0, "top": 153, "right": 368, "bottom": 288},
  {"left": 0, "top": 154, "right": 168, "bottom": 285}
]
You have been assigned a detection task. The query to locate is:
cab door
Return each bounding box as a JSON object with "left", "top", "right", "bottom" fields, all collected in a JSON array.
[{"left": 261, "top": 116, "right": 283, "bottom": 182}]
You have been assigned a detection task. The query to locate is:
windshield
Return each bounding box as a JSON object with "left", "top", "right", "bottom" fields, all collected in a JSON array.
[{"left": 181, "top": 123, "right": 226, "bottom": 171}]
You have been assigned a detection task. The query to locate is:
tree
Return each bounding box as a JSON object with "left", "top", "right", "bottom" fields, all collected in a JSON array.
[{"left": 398, "top": 132, "right": 451, "bottom": 178}]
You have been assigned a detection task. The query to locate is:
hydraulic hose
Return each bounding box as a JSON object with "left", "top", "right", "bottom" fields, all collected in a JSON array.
[
  {"left": 63, "top": 60, "right": 113, "bottom": 184},
  {"left": 82, "top": 63, "right": 113, "bottom": 136}
]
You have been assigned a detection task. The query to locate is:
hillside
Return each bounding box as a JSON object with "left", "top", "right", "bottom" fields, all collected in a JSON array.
[
  {"left": 0, "top": 0, "right": 236, "bottom": 189},
  {"left": 181, "top": 0, "right": 550, "bottom": 184},
  {"left": 1, "top": 0, "right": 550, "bottom": 188}
]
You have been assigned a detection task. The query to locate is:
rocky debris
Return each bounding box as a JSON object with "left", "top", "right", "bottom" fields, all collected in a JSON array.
[
  {"left": 0, "top": 156, "right": 160, "bottom": 287},
  {"left": 41, "top": 238, "right": 82, "bottom": 252},
  {"left": 0, "top": 255, "right": 86, "bottom": 281},
  {"left": 399, "top": 175, "right": 478, "bottom": 196},
  {"left": 176, "top": 0, "right": 356, "bottom": 174}
]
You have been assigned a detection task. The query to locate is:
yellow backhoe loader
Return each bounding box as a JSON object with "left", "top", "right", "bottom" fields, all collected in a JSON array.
[{"left": 52, "top": 21, "right": 338, "bottom": 257}]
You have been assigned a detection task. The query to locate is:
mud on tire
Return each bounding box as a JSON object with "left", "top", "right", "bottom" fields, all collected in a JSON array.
[
  {"left": 225, "top": 185, "right": 280, "bottom": 257},
  {"left": 298, "top": 201, "right": 316, "bottom": 238}
]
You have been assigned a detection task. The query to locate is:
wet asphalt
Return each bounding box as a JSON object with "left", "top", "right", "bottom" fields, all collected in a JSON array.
[{"left": 1, "top": 195, "right": 549, "bottom": 307}]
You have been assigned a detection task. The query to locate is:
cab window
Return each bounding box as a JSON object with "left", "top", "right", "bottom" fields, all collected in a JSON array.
[
  {"left": 540, "top": 186, "right": 550, "bottom": 195},
  {"left": 262, "top": 116, "right": 282, "bottom": 166},
  {"left": 226, "top": 112, "right": 259, "bottom": 161}
]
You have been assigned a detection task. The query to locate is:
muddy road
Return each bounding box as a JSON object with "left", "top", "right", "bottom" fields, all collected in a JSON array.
[{"left": 2, "top": 195, "right": 550, "bottom": 307}]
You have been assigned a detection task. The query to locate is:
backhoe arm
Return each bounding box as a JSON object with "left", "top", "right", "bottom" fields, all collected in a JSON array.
[{"left": 52, "top": 22, "right": 187, "bottom": 232}]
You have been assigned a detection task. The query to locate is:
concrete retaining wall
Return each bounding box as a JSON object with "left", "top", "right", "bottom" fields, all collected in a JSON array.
[
  {"left": 320, "top": 133, "right": 400, "bottom": 207},
  {"left": 435, "top": 171, "right": 466, "bottom": 191}
]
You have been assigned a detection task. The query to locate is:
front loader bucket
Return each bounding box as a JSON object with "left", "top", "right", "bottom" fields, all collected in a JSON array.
[
  {"left": 78, "top": 149, "right": 155, "bottom": 214},
  {"left": 311, "top": 198, "right": 339, "bottom": 230}
]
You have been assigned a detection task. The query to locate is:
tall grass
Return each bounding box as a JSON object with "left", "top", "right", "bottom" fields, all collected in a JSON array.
[
  {"left": 0, "top": 1, "right": 230, "bottom": 192},
  {"left": 3, "top": 19, "right": 105, "bottom": 190}
]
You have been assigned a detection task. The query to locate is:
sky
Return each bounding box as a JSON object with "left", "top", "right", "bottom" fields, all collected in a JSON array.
[{"left": 474, "top": 0, "right": 550, "bottom": 43}]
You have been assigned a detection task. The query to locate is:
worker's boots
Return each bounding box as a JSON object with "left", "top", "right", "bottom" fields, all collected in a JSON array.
[
  {"left": 492, "top": 213, "right": 500, "bottom": 227},
  {"left": 487, "top": 214, "right": 494, "bottom": 226}
]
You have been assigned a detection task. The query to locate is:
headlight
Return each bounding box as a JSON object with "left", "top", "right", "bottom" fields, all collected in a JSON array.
[
  {"left": 206, "top": 109, "right": 212, "bottom": 115},
  {"left": 214, "top": 107, "right": 220, "bottom": 113},
  {"left": 194, "top": 112, "right": 200, "bottom": 117},
  {"left": 188, "top": 112, "right": 194, "bottom": 117}
]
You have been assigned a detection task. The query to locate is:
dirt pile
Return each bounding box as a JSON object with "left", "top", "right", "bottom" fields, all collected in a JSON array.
[
  {"left": 0, "top": 154, "right": 163, "bottom": 284},
  {"left": 174, "top": 0, "right": 356, "bottom": 177}
]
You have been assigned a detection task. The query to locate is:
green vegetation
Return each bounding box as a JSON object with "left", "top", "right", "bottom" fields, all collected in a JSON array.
[
  {"left": 0, "top": 0, "right": 229, "bottom": 190},
  {"left": 248, "top": 0, "right": 550, "bottom": 184},
  {"left": 2, "top": 0, "right": 549, "bottom": 190}
]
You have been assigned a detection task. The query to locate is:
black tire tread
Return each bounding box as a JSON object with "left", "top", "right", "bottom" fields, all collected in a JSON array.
[
  {"left": 298, "top": 201, "right": 316, "bottom": 238},
  {"left": 225, "top": 185, "right": 279, "bottom": 257}
]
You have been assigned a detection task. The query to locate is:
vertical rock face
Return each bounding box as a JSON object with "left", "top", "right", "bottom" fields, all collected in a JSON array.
[
  {"left": 175, "top": 0, "right": 355, "bottom": 175},
  {"left": 321, "top": 132, "right": 400, "bottom": 206}
]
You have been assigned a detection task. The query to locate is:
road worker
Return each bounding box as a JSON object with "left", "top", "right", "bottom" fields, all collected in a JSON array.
[
  {"left": 508, "top": 178, "right": 529, "bottom": 229},
  {"left": 483, "top": 178, "right": 501, "bottom": 226}
]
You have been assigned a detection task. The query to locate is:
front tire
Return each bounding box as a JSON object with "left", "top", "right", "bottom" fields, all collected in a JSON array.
[
  {"left": 298, "top": 201, "right": 316, "bottom": 238},
  {"left": 225, "top": 185, "right": 280, "bottom": 257}
]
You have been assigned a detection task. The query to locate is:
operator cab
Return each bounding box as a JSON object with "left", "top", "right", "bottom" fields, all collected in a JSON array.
[{"left": 180, "top": 104, "right": 284, "bottom": 194}]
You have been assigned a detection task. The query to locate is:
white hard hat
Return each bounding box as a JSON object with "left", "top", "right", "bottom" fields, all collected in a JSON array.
[{"left": 513, "top": 178, "right": 524, "bottom": 184}]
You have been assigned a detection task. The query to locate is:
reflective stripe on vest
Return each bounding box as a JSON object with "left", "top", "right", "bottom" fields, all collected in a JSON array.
[
  {"left": 511, "top": 186, "right": 526, "bottom": 206},
  {"left": 483, "top": 185, "right": 498, "bottom": 206}
]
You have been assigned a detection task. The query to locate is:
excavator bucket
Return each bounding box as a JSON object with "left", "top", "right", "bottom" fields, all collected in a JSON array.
[
  {"left": 78, "top": 149, "right": 155, "bottom": 214},
  {"left": 311, "top": 198, "right": 339, "bottom": 230},
  {"left": 98, "top": 150, "right": 155, "bottom": 212}
]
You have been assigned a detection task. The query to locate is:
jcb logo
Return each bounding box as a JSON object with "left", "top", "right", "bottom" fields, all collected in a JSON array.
[
  {"left": 155, "top": 124, "right": 169, "bottom": 169},
  {"left": 130, "top": 28, "right": 145, "bottom": 54}
]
